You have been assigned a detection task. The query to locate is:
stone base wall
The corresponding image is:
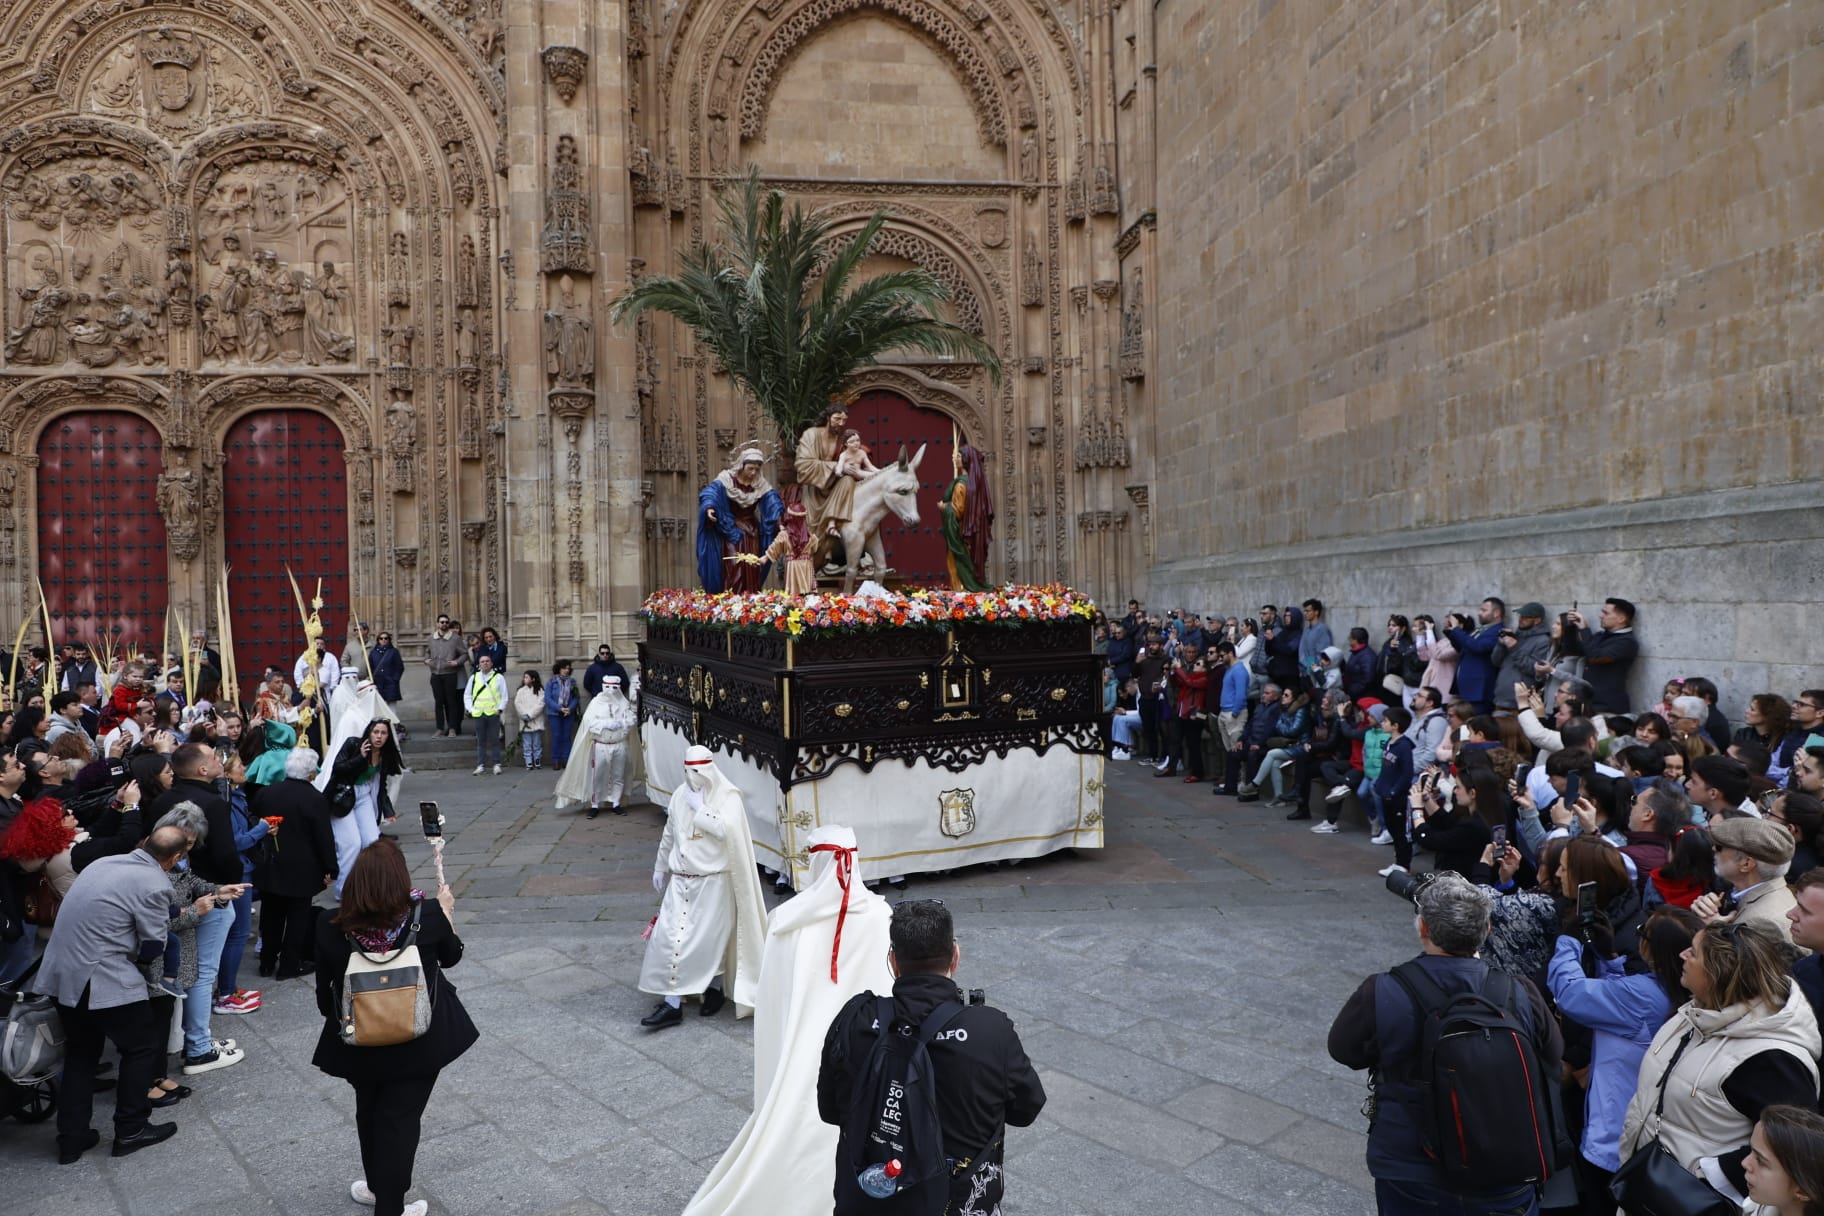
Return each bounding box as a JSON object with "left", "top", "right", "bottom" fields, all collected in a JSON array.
[{"left": 1149, "top": 482, "right": 1824, "bottom": 722}]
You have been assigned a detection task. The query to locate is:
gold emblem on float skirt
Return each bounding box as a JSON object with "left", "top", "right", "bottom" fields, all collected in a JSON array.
[{"left": 938, "top": 788, "right": 977, "bottom": 838}]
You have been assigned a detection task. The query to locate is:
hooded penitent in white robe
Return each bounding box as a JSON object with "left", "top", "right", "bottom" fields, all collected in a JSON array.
[
  {"left": 684, "top": 825, "right": 893, "bottom": 1216},
  {"left": 553, "top": 679, "right": 638, "bottom": 810},
  {"left": 322, "top": 672, "right": 400, "bottom": 753},
  {"left": 638, "top": 746, "right": 767, "bottom": 1015}
]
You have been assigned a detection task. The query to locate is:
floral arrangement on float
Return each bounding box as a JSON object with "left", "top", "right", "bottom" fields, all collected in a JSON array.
[{"left": 640, "top": 584, "right": 1096, "bottom": 637}]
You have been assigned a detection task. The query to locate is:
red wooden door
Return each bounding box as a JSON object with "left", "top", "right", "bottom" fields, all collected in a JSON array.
[
  {"left": 221, "top": 410, "right": 349, "bottom": 680},
  {"left": 847, "top": 390, "right": 958, "bottom": 587},
  {"left": 36, "top": 412, "right": 169, "bottom": 650}
]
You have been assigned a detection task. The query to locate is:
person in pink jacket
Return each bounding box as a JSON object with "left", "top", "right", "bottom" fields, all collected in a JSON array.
[{"left": 1415, "top": 613, "right": 1461, "bottom": 702}]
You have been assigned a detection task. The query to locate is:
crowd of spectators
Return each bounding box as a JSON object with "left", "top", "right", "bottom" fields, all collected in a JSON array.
[
  {"left": 0, "top": 638, "right": 377, "bottom": 1170},
  {"left": 1097, "top": 594, "right": 1824, "bottom": 1215}
]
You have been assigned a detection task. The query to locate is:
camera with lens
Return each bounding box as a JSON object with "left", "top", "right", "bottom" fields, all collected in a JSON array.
[
  {"left": 967, "top": 988, "right": 986, "bottom": 1006},
  {"left": 1385, "top": 867, "right": 1443, "bottom": 904}
]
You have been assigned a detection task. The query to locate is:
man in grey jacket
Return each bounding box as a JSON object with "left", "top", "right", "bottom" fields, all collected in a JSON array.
[
  {"left": 37, "top": 826, "right": 194, "bottom": 1163},
  {"left": 426, "top": 614, "right": 470, "bottom": 737},
  {"left": 1493, "top": 602, "right": 1553, "bottom": 713},
  {"left": 1408, "top": 687, "right": 1450, "bottom": 770}
]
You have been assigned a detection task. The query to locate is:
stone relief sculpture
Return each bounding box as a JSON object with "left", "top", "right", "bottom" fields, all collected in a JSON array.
[
  {"left": 155, "top": 466, "right": 214, "bottom": 561},
  {"left": 543, "top": 275, "right": 594, "bottom": 389},
  {"left": 542, "top": 135, "right": 593, "bottom": 274}
]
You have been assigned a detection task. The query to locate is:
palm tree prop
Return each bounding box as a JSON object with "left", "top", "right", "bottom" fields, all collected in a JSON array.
[{"left": 611, "top": 169, "right": 1000, "bottom": 446}]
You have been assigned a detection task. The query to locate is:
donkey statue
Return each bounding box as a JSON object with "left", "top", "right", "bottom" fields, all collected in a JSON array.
[{"left": 832, "top": 442, "right": 925, "bottom": 593}]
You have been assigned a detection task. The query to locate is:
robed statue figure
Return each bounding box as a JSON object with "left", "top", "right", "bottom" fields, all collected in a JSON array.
[
  {"left": 940, "top": 443, "right": 994, "bottom": 591},
  {"left": 698, "top": 448, "right": 784, "bottom": 594}
]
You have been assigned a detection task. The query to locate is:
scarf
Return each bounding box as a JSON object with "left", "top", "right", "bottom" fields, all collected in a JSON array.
[{"left": 349, "top": 890, "right": 426, "bottom": 952}]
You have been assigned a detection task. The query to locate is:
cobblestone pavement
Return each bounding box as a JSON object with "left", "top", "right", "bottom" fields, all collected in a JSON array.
[{"left": 0, "top": 757, "right": 1415, "bottom": 1215}]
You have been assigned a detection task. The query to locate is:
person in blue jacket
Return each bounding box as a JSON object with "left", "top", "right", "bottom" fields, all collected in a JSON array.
[
  {"left": 545, "top": 660, "right": 580, "bottom": 766},
  {"left": 1446, "top": 597, "right": 1508, "bottom": 713},
  {"left": 1545, "top": 905, "right": 1701, "bottom": 1202}
]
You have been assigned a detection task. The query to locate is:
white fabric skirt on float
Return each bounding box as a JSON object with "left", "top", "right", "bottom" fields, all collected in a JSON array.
[{"left": 638, "top": 871, "right": 734, "bottom": 997}]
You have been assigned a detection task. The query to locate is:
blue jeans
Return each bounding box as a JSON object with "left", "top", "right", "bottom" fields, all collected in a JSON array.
[
  {"left": 1375, "top": 1178, "right": 1536, "bottom": 1216},
  {"left": 473, "top": 716, "right": 503, "bottom": 767},
  {"left": 217, "top": 888, "right": 253, "bottom": 997},
  {"left": 549, "top": 713, "right": 574, "bottom": 765},
  {"left": 521, "top": 729, "right": 544, "bottom": 767},
  {"left": 0, "top": 925, "right": 38, "bottom": 984},
  {"left": 184, "top": 904, "right": 231, "bottom": 1057}
]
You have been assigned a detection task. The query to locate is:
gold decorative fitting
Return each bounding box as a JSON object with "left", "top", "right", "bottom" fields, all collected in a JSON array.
[
  {"left": 896, "top": 700, "right": 911, "bottom": 711},
  {"left": 919, "top": 672, "right": 930, "bottom": 689},
  {"left": 983, "top": 669, "right": 993, "bottom": 685},
  {"left": 761, "top": 699, "right": 772, "bottom": 713},
  {"left": 833, "top": 703, "right": 853, "bottom": 718},
  {"left": 718, "top": 687, "right": 727, "bottom": 701},
  {"left": 1050, "top": 688, "right": 1068, "bottom": 701},
  {"left": 999, "top": 693, "right": 1013, "bottom": 703},
  {"left": 1016, "top": 707, "right": 1037, "bottom": 720}
]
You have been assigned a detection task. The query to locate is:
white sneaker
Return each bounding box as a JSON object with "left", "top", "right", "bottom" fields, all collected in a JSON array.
[
  {"left": 351, "top": 1180, "right": 376, "bottom": 1207},
  {"left": 1325, "top": 784, "right": 1350, "bottom": 803},
  {"left": 213, "top": 1037, "right": 238, "bottom": 1053},
  {"left": 1371, "top": 830, "right": 1394, "bottom": 846},
  {"left": 491, "top": 764, "right": 502, "bottom": 775},
  {"left": 1378, "top": 863, "right": 1407, "bottom": 878},
  {"left": 472, "top": 765, "right": 484, "bottom": 775},
  {"left": 1111, "top": 748, "right": 1130, "bottom": 761},
  {"left": 404, "top": 1202, "right": 428, "bottom": 1216},
  {"left": 1310, "top": 822, "right": 1340, "bottom": 834}
]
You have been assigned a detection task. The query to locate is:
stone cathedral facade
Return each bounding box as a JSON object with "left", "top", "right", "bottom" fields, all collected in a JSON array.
[{"left": 1, "top": 0, "right": 1156, "bottom": 672}]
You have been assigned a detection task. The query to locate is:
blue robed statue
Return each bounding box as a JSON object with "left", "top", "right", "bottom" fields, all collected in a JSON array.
[{"left": 696, "top": 446, "right": 784, "bottom": 593}]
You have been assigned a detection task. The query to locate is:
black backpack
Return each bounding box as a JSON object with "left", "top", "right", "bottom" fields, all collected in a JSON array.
[
  {"left": 837, "top": 995, "right": 964, "bottom": 1214},
  {"left": 1388, "top": 962, "right": 1563, "bottom": 1191}
]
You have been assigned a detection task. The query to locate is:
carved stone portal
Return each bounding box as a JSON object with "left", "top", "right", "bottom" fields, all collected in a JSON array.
[{"left": 541, "top": 46, "right": 588, "bottom": 104}]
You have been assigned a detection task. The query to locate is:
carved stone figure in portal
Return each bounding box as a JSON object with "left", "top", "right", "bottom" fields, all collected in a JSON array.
[
  {"left": 156, "top": 467, "right": 208, "bottom": 561},
  {"left": 4, "top": 268, "right": 68, "bottom": 365},
  {"left": 697, "top": 449, "right": 783, "bottom": 595},
  {"left": 543, "top": 276, "right": 594, "bottom": 388},
  {"left": 300, "top": 262, "right": 355, "bottom": 364}
]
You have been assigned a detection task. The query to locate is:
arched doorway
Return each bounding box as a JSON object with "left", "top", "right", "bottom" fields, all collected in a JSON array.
[
  {"left": 221, "top": 410, "right": 350, "bottom": 680},
  {"left": 847, "top": 389, "right": 958, "bottom": 587},
  {"left": 36, "top": 411, "right": 169, "bottom": 649}
]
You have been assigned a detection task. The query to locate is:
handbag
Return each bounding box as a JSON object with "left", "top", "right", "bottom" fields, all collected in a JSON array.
[
  {"left": 1608, "top": 1032, "right": 1737, "bottom": 1216},
  {"left": 338, "top": 898, "right": 435, "bottom": 1047},
  {"left": 20, "top": 873, "right": 59, "bottom": 929},
  {"left": 326, "top": 780, "right": 357, "bottom": 817}
]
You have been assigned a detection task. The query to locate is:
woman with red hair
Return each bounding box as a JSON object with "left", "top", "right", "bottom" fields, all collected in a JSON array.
[{"left": 0, "top": 792, "right": 82, "bottom": 898}]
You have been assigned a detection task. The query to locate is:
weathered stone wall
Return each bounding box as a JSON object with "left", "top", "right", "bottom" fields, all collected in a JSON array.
[{"left": 1148, "top": 0, "right": 1824, "bottom": 715}]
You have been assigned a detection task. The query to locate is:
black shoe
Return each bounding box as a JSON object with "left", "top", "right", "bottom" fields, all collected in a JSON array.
[
  {"left": 92, "top": 1071, "right": 116, "bottom": 1093},
  {"left": 772, "top": 877, "right": 792, "bottom": 896},
  {"left": 1284, "top": 809, "right": 1312, "bottom": 821},
  {"left": 149, "top": 1088, "right": 188, "bottom": 1108},
  {"left": 275, "top": 963, "right": 315, "bottom": 980},
  {"left": 700, "top": 987, "right": 726, "bottom": 1017},
  {"left": 586, "top": 806, "right": 599, "bottom": 820},
  {"left": 256, "top": 962, "right": 274, "bottom": 978},
  {"left": 640, "top": 1002, "right": 683, "bottom": 1030},
  {"left": 57, "top": 1129, "right": 101, "bottom": 1165},
  {"left": 111, "top": 1122, "right": 178, "bottom": 1157},
  {"left": 1235, "top": 792, "right": 1260, "bottom": 803}
]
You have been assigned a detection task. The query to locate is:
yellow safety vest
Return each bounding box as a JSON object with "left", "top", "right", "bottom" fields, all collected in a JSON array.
[{"left": 468, "top": 672, "right": 503, "bottom": 716}]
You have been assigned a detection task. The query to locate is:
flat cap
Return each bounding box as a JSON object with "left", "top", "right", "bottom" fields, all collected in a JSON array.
[{"left": 1710, "top": 816, "right": 1795, "bottom": 866}]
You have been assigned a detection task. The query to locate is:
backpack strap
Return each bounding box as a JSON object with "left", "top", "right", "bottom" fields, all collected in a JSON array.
[
  {"left": 915, "top": 999, "right": 966, "bottom": 1046},
  {"left": 1388, "top": 959, "right": 1450, "bottom": 1018},
  {"left": 1480, "top": 968, "right": 1516, "bottom": 1016}
]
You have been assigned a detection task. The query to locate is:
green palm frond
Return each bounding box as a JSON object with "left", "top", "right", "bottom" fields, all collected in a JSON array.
[{"left": 611, "top": 168, "right": 1000, "bottom": 442}]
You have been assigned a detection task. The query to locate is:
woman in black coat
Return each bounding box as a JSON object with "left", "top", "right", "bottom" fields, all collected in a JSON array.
[
  {"left": 252, "top": 754, "right": 340, "bottom": 978},
  {"left": 315, "top": 838, "right": 476, "bottom": 1216}
]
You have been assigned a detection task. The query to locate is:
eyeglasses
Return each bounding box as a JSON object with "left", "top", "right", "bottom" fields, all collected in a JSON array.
[{"left": 378, "top": 636, "right": 391, "bottom": 642}]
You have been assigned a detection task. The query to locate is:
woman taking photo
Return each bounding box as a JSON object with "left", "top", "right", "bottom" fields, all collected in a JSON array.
[
  {"left": 1618, "top": 921, "right": 1821, "bottom": 1208},
  {"left": 1744, "top": 1106, "right": 1824, "bottom": 1216},
  {"left": 1548, "top": 906, "right": 1701, "bottom": 1211},
  {"left": 315, "top": 838, "right": 477, "bottom": 1216}
]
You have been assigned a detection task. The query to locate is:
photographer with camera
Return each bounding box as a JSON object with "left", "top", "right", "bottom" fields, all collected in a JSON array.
[
  {"left": 818, "top": 900, "right": 1045, "bottom": 1216},
  {"left": 1329, "top": 871, "right": 1567, "bottom": 1215}
]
